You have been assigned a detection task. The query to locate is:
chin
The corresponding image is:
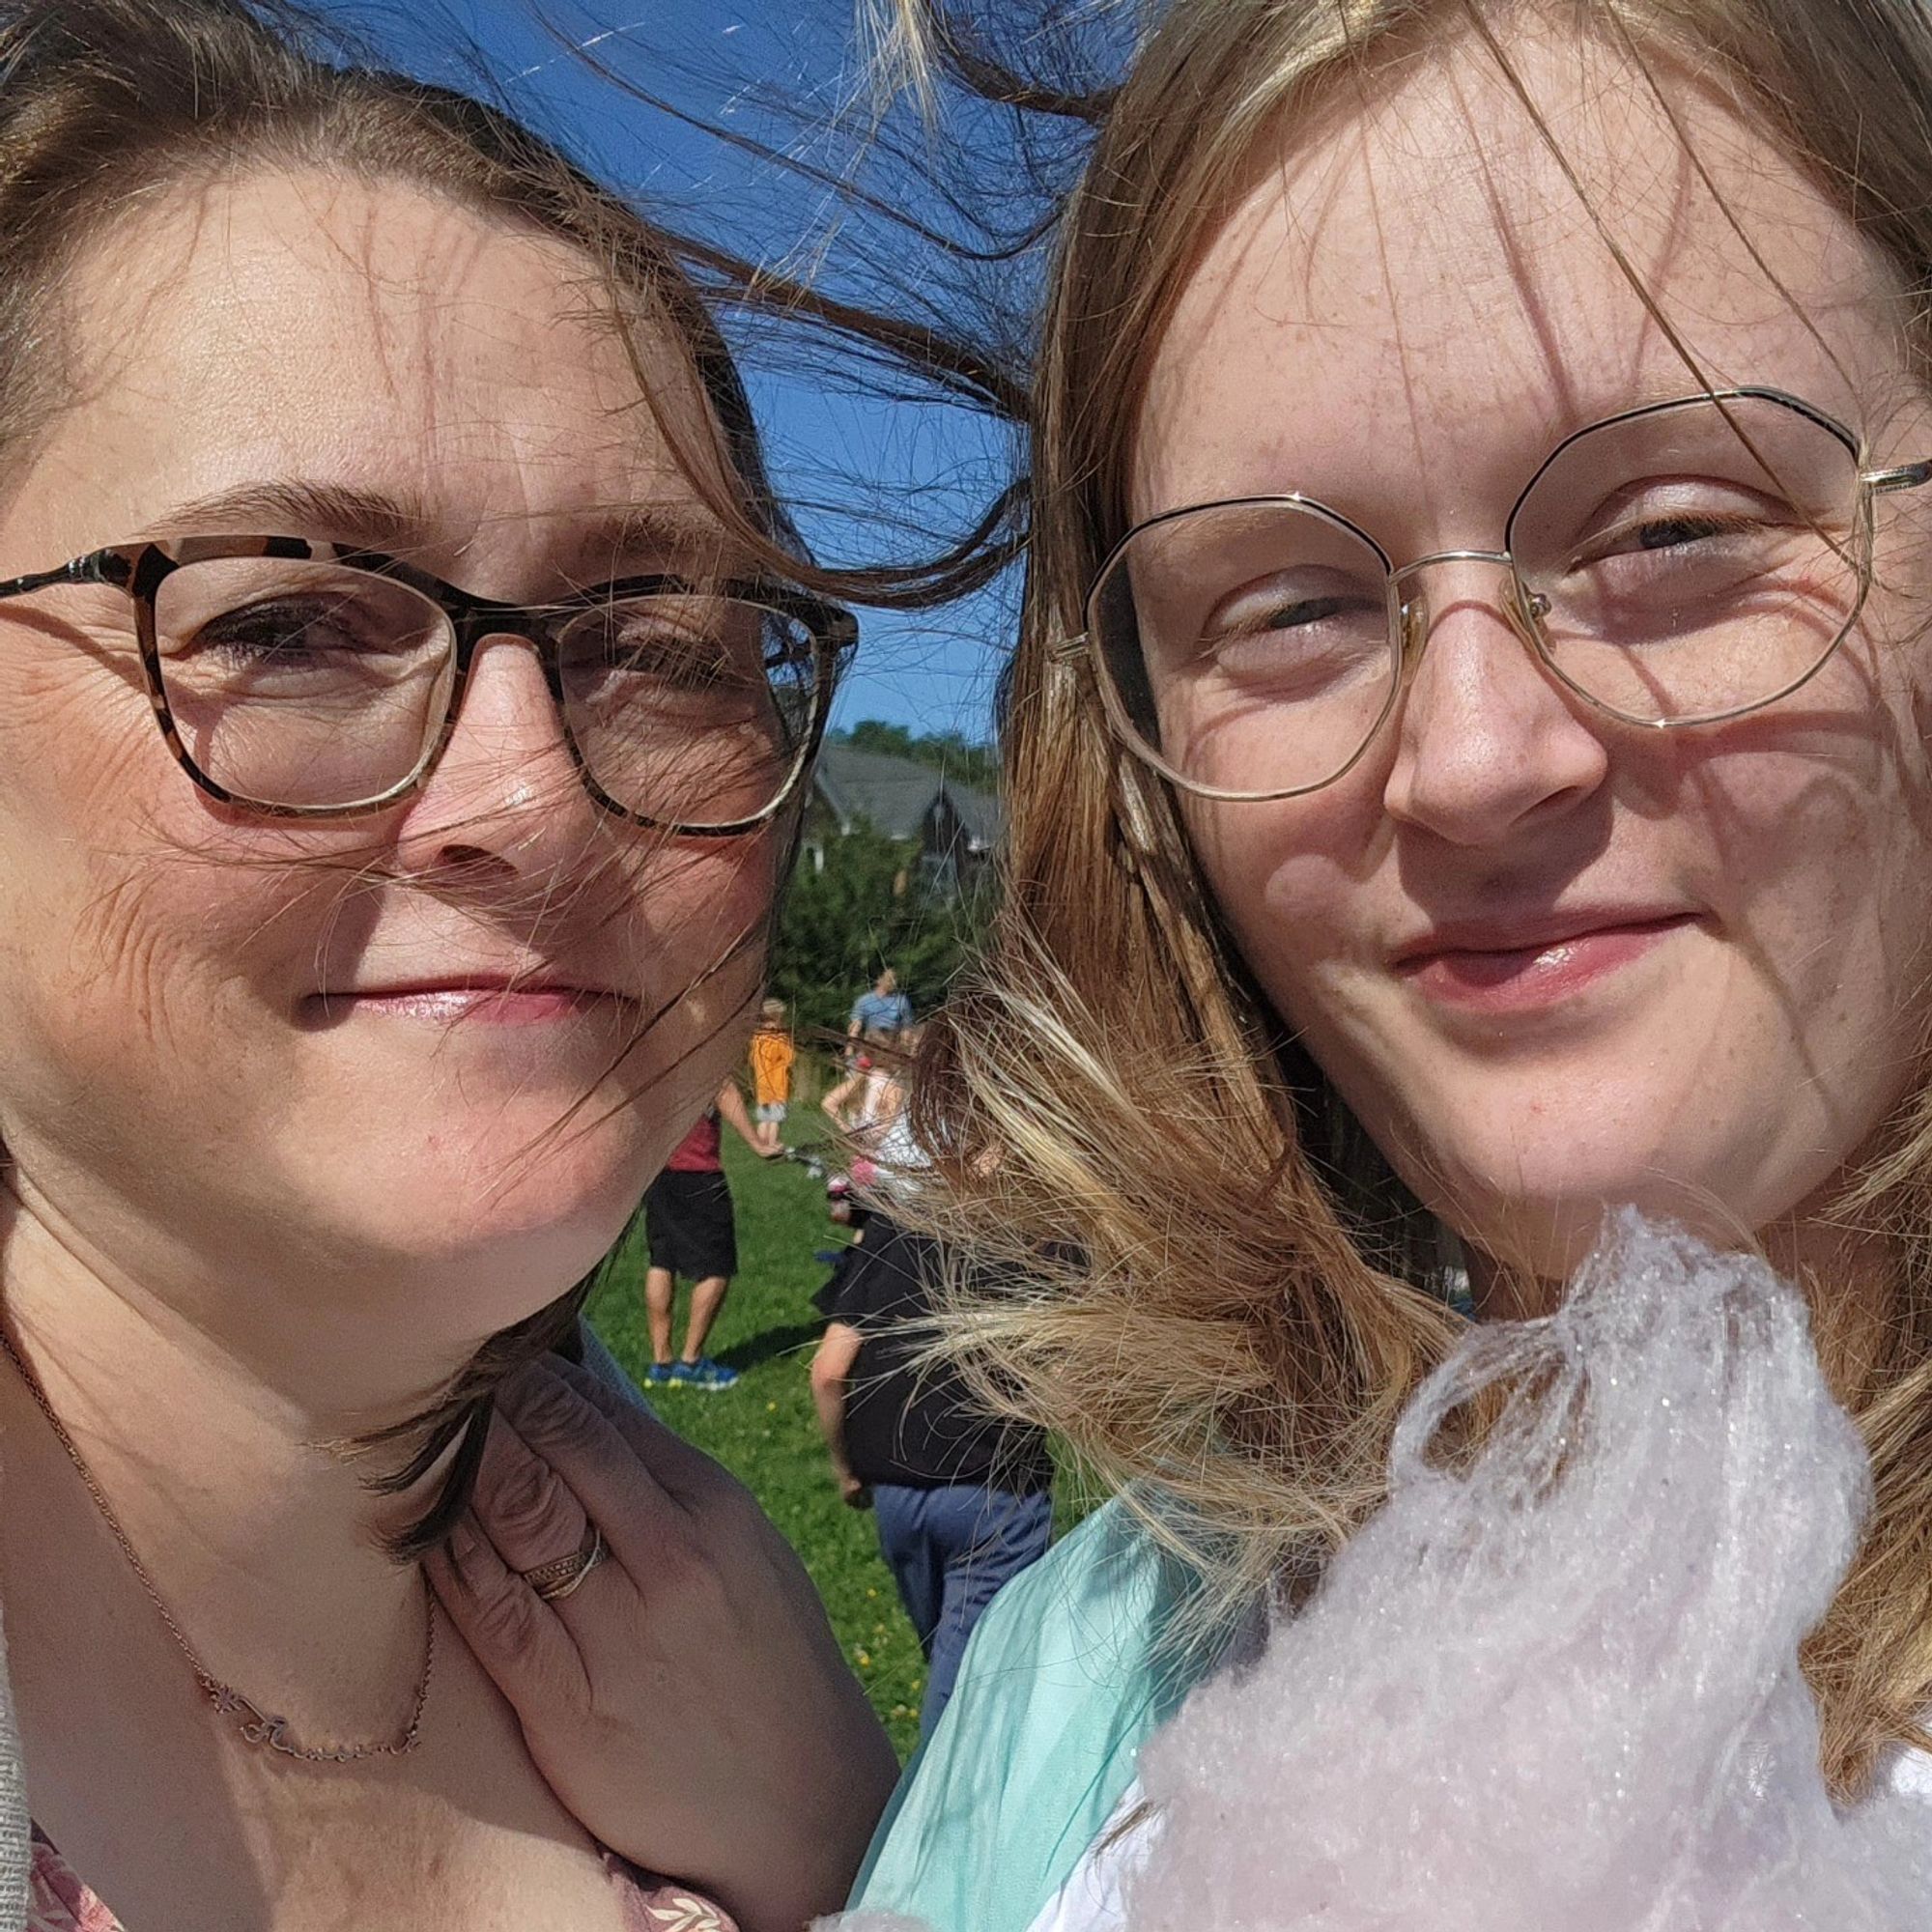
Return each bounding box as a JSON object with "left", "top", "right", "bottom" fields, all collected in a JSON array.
[
  {"left": 1379, "top": 1075, "right": 1803, "bottom": 1283},
  {"left": 298, "top": 1106, "right": 661, "bottom": 1328}
]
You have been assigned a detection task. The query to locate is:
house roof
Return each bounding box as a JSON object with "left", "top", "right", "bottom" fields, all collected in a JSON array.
[{"left": 812, "top": 740, "right": 1000, "bottom": 850}]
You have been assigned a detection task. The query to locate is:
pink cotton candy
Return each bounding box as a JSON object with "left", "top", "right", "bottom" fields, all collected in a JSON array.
[{"left": 1127, "top": 1211, "right": 1930, "bottom": 1930}]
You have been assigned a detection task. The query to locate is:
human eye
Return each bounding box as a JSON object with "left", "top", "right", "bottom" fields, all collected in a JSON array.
[
  {"left": 567, "top": 596, "right": 766, "bottom": 705},
  {"left": 182, "top": 593, "right": 393, "bottom": 669},
  {"left": 1196, "top": 570, "right": 1388, "bottom": 691},
  {"left": 1544, "top": 477, "right": 1846, "bottom": 651},
  {"left": 1566, "top": 483, "right": 1812, "bottom": 582},
  {"left": 611, "top": 613, "right": 739, "bottom": 684}
]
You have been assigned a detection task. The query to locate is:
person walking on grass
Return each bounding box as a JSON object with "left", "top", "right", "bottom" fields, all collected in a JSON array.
[
  {"left": 748, "top": 997, "right": 796, "bottom": 1156},
  {"left": 810, "top": 1223, "right": 1054, "bottom": 1736},
  {"left": 643, "top": 1083, "right": 773, "bottom": 1392}
]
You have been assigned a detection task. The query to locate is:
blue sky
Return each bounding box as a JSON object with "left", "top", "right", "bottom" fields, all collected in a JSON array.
[{"left": 307, "top": 0, "right": 1022, "bottom": 742}]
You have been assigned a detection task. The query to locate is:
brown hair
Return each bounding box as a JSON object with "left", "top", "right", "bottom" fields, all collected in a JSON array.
[
  {"left": 882, "top": 0, "right": 1932, "bottom": 1795},
  {"left": 0, "top": 0, "right": 816, "bottom": 1554}
]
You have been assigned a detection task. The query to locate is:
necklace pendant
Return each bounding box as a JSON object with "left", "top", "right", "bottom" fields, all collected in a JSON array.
[
  {"left": 242, "top": 1712, "right": 294, "bottom": 1754},
  {"left": 219, "top": 1686, "right": 295, "bottom": 1754}
]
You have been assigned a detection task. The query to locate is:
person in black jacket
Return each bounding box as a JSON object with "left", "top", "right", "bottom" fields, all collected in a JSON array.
[{"left": 810, "top": 1222, "right": 1053, "bottom": 1734}]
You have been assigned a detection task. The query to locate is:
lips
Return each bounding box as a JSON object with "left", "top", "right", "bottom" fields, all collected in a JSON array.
[
  {"left": 304, "top": 973, "right": 634, "bottom": 1025},
  {"left": 1392, "top": 911, "right": 1698, "bottom": 1014},
  {"left": 1393, "top": 910, "right": 1694, "bottom": 968},
  {"left": 325, "top": 976, "right": 619, "bottom": 1002}
]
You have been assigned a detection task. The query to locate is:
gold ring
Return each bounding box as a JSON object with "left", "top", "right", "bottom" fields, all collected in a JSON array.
[{"left": 519, "top": 1525, "right": 608, "bottom": 1602}]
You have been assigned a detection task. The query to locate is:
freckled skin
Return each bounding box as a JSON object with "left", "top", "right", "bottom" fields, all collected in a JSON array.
[
  {"left": 1137, "top": 26, "right": 1932, "bottom": 1277},
  {"left": 0, "top": 168, "right": 776, "bottom": 1385}
]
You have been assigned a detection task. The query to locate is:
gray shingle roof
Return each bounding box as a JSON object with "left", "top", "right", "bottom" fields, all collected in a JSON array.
[{"left": 811, "top": 740, "right": 1000, "bottom": 850}]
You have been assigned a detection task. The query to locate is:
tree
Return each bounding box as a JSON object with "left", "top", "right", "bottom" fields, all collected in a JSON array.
[
  {"left": 836, "top": 720, "right": 1000, "bottom": 793},
  {"left": 771, "top": 819, "right": 992, "bottom": 1040}
]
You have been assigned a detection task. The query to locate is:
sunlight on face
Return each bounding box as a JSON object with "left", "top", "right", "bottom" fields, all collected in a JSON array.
[
  {"left": 0, "top": 168, "right": 778, "bottom": 1350},
  {"left": 1135, "top": 21, "right": 1932, "bottom": 1276}
]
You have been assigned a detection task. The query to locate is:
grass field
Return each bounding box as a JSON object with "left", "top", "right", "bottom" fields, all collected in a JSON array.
[{"left": 585, "top": 1115, "right": 931, "bottom": 1759}]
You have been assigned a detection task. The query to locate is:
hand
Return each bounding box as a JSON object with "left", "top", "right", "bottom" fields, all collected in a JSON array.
[
  {"left": 426, "top": 1356, "right": 899, "bottom": 1932},
  {"left": 838, "top": 1472, "right": 872, "bottom": 1511}
]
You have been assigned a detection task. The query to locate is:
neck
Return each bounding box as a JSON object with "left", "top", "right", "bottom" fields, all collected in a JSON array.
[
  {"left": 1465, "top": 1206, "right": 1899, "bottom": 1400},
  {"left": 0, "top": 1180, "right": 462, "bottom": 1748}
]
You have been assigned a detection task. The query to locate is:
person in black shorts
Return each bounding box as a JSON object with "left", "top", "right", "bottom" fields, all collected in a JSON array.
[
  {"left": 810, "top": 1220, "right": 1054, "bottom": 1731},
  {"left": 642, "top": 1081, "right": 771, "bottom": 1391}
]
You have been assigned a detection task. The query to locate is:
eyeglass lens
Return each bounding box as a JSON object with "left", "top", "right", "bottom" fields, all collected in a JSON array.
[
  {"left": 149, "top": 558, "right": 818, "bottom": 825},
  {"left": 1092, "top": 393, "right": 1866, "bottom": 798}
]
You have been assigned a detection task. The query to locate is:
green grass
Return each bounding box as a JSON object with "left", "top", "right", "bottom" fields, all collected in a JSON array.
[{"left": 586, "top": 1123, "right": 929, "bottom": 1759}]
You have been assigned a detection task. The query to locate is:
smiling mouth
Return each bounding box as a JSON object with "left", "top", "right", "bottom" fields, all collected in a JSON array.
[
  {"left": 1395, "top": 914, "right": 1698, "bottom": 1011},
  {"left": 305, "top": 982, "right": 630, "bottom": 1026}
]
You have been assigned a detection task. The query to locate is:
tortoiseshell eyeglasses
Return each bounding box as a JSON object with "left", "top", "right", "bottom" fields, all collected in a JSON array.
[{"left": 0, "top": 534, "right": 857, "bottom": 834}]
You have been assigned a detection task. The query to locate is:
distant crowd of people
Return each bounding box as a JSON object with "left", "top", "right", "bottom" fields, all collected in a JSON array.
[{"left": 632, "top": 965, "right": 1052, "bottom": 1732}]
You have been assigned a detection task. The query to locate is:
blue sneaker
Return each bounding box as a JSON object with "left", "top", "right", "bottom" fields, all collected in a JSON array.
[
  {"left": 644, "top": 1361, "right": 679, "bottom": 1388},
  {"left": 680, "top": 1357, "right": 740, "bottom": 1391}
]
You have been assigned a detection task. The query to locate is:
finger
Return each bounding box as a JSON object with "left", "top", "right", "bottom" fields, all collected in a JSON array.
[
  {"left": 469, "top": 1406, "right": 593, "bottom": 1578},
  {"left": 520, "top": 1353, "right": 733, "bottom": 1506},
  {"left": 496, "top": 1360, "right": 699, "bottom": 1579},
  {"left": 427, "top": 1513, "right": 587, "bottom": 1710},
  {"left": 534, "top": 1359, "right": 813, "bottom": 1600}
]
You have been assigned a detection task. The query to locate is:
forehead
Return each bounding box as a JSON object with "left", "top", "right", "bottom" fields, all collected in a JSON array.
[
  {"left": 15, "top": 166, "right": 730, "bottom": 575},
  {"left": 1132, "top": 21, "right": 1911, "bottom": 533}
]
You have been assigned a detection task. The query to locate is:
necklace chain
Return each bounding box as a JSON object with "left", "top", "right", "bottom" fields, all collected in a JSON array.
[{"left": 0, "top": 1324, "right": 434, "bottom": 1763}]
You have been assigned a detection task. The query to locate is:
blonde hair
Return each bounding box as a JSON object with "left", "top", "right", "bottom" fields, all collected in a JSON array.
[{"left": 891, "top": 0, "right": 1932, "bottom": 1795}]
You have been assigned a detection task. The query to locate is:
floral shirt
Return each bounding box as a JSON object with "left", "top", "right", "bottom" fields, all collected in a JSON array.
[{"left": 28, "top": 1825, "right": 738, "bottom": 1931}]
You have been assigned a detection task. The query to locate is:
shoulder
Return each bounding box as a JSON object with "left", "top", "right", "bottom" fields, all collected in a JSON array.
[
  {"left": 848, "top": 1499, "right": 1205, "bottom": 1932},
  {"left": 835, "top": 1224, "right": 923, "bottom": 1316}
]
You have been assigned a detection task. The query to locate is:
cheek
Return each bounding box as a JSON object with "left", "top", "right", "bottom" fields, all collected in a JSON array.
[
  {"left": 625, "top": 833, "right": 778, "bottom": 1012},
  {"left": 0, "top": 641, "right": 265, "bottom": 1065},
  {"left": 1673, "top": 636, "right": 1932, "bottom": 981},
  {"left": 1184, "top": 775, "right": 1391, "bottom": 1016}
]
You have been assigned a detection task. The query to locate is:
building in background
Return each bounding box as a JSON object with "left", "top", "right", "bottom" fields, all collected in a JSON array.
[{"left": 806, "top": 740, "right": 999, "bottom": 896}]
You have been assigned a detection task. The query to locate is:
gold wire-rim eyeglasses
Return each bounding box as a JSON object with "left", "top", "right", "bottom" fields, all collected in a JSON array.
[
  {"left": 0, "top": 534, "right": 857, "bottom": 835},
  {"left": 1059, "top": 386, "right": 1932, "bottom": 804}
]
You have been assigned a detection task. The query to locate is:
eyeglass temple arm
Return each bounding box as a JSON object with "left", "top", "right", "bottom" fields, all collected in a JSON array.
[
  {"left": 0, "top": 550, "right": 131, "bottom": 604},
  {"left": 1865, "top": 459, "right": 1932, "bottom": 495}
]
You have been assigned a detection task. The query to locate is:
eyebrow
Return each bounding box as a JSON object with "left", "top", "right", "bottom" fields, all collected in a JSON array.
[
  {"left": 148, "top": 479, "right": 431, "bottom": 552},
  {"left": 146, "top": 480, "right": 749, "bottom": 583},
  {"left": 546, "top": 501, "right": 757, "bottom": 585}
]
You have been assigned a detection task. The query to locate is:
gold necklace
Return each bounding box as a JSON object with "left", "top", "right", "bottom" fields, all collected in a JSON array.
[{"left": 0, "top": 1324, "right": 435, "bottom": 1763}]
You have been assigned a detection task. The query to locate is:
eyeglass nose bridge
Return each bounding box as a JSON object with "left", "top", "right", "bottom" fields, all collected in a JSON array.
[
  {"left": 447, "top": 608, "right": 571, "bottom": 692},
  {"left": 1388, "top": 547, "right": 1550, "bottom": 661},
  {"left": 412, "top": 612, "right": 582, "bottom": 811}
]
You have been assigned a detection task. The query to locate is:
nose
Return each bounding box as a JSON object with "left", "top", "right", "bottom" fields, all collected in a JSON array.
[
  {"left": 391, "top": 632, "right": 603, "bottom": 882},
  {"left": 1381, "top": 558, "right": 1609, "bottom": 846}
]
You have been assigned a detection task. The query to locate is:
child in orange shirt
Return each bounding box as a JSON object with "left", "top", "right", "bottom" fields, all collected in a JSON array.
[{"left": 748, "top": 997, "right": 797, "bottom": 1155}]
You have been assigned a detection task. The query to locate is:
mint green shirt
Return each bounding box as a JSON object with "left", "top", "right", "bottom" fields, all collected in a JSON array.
[{"left": 846, "top": 1501, "right": 1208, "bottom": 1931}]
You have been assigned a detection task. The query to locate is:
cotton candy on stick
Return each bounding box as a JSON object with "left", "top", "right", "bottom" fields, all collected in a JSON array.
[{"left": 1127, "top": 1211, "right": 1929, "bottom": 1931}]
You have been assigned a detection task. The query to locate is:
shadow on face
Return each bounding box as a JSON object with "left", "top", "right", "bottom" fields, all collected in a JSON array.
[
  {"left": 0, "top": 165, "right": 784, "bottom": 1362},
  {"left": 1134, "top": 17, "right": 1932, "bottom": 1277}
]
